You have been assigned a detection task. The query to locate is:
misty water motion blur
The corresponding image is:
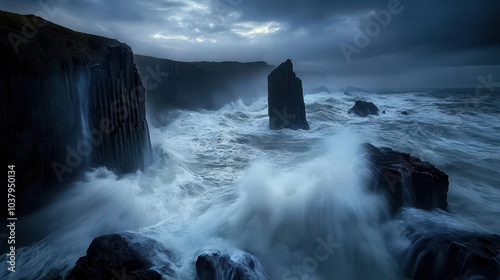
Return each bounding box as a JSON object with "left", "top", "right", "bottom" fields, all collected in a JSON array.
[{"left": 1, "top": 89, "right": 500, "bottom": 279}]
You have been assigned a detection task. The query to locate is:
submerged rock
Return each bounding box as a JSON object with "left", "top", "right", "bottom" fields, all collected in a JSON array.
[
  {"left": 196, "top": 250, "right": 270, "bottom": 280},
  {"left": 363, "top": 144, "right": 449, "bottom": 211},
  {"left": 66, "top": 234, "right": 165, "bottom": 280},
  {"left": 348, "top": 100, "right": 380, "bottom": 117},
  {"left": 268, "top": 59, "right": 309, "bottom": 130}
]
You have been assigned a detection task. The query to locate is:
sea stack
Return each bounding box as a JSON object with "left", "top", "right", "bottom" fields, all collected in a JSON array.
[{"left": 268, "top": 59, "right": 309, "bottom": 130}]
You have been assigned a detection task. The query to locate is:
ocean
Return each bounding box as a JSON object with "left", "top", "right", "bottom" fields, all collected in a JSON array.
[{"left": 2, "top": 88, "right": 499, "bottom": 279}]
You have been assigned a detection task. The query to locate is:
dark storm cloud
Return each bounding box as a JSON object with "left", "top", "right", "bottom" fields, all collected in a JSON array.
[{"left": 1, "top": 0, "right": 499, "bottom": 87}]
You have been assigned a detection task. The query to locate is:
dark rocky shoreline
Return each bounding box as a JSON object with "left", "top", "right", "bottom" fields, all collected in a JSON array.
[{"left": 1, "top": 10, "right": 498, "bottom": 280}]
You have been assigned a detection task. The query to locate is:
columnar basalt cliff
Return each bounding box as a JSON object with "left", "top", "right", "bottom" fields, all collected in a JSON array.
[
  {"left": 134, "top": 54, "right": 273, "bottom": 126},
  {"left": 0, "top": 11, "right": 152, "bottom": 216},
  {"left": 268, "top": 59, "right": 309, "bottom": 130}
]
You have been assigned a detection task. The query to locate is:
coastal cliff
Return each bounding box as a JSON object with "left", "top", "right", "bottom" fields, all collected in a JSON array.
[
  {"left": 0, "top": 10, "right": 152, "bottom": 216},
  {"left": 134, "top": 54, "right": 273, "bottom": 126}
]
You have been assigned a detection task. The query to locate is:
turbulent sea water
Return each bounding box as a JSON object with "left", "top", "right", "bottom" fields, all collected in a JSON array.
[{"left": 2, "top": 89, "right": 499, "bottom": 279}]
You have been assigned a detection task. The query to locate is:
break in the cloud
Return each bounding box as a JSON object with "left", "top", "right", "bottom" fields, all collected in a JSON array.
[{"left": 1, "top": 0, "right": 499, "bottom": 88}]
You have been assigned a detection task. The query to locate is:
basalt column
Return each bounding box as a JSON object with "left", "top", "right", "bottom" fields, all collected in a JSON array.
[{"left": 268, "top": 59, "right": 309, "bottom": 130}]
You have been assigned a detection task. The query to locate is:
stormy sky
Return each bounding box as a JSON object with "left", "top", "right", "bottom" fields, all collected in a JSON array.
[{"left": 2, "top": 0, "right": 500, "bottom": 88}]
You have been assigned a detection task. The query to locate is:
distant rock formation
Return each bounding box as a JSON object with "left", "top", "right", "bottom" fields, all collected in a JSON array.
[
  {"left": 66, "top": 234, "right": 164, "bottom": 280},
  {"left": 196, "top": 250, "right": 271, "bottom": 280},
  {"left": 363, "top": 144, "right": 449, "bottom": 211},
  {"left": 0, "top": 11, "right": 152, "bottom": 217},
  {"left": 348, "top": 101, "right": 379, "bottom": 117},
  {"left": 134, "top": 54, "right": 273, "bottom": 126},
  {"left": 268, "top": 59, "right": 309, "bottom": 130}
]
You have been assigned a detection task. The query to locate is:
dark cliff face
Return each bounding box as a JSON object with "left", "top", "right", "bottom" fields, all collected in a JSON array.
[
  {"left": 268, "top": 59, "right": 309, "bottom": 130},
  {"left": 134, "top": 54, "right": 273, "bottom": 126},
  {"left": 0, "top": 10, "right": 152, "bottom": 217}
]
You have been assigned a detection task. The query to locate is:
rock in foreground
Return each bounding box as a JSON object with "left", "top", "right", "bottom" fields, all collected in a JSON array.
[
  {"left": 66, "top": 234, "right": 164, "bottom": 280},
  {"left": 407, "top": 232, "right": 500, "bottom": 280},
  {"left": 196, "top": 250, "right": 270, "bottom": 280},
  {"left": 363, "top": 144, "right": 449, "bottom": 211},
  {"left": 389, "top": 209, "right": 500, "bottom": 280},
  {"left": 348, "top": 101, "right": 379, "bottom": 117},
  {"left": 268, "top": 59, "right": 309, "bottom": 130}
]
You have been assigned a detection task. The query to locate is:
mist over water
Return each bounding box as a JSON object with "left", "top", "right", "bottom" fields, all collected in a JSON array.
[{"left": 2, "top": 89, "right": 499, "bottom": 279}]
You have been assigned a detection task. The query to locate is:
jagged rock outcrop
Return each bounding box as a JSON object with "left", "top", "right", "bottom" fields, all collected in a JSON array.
[
  {"left": 134, "top": 54, "right": 273, "bottom": 126},
  {"left": 0, "top": 10, "right": 152, "bottom": 217},
  {"left": 348, "top": 100, "right": 379, "bottom": 117},
  {"left": 268, "top": 59, "right": 309, "bottom": 130},
  {"left": 406, "top": 232, "right": 500, "bottom": 280},
  {"left": 66, "top": 234, "right": 164, "bottom": 280},
  {"left": 388, "top": 209, "right": 500, "bottom": 280},
  {"left": 196, "top": 250, "right": 271, "bottom": 280},
  {"left": 363, "top": 144, "right": 449, "bottom": 212}
]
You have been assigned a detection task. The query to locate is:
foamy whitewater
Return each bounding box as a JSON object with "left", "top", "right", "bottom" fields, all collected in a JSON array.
[{"left": 2, "top": 89, "right": 499, "bottom": 279}]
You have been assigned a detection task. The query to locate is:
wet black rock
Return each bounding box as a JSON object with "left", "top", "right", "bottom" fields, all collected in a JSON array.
[
  {"left": 268, "top": 59, "right": 309, "bottom": 130},
  {"left": 407, "top": 233, "right": 500, "bottom": 280},
  {"left": 66, "top": 234, "right": 164, "bottom": 280},
  {"left": 363, "top": 144, "right": 449, "bottom": 211},
  {"left": 196, "top": 250, "right": 271, "bottom": 280},
  {"left": 0, "top": 11, "right": 152, "bottom": 217},
  {"left": 390, "top": 210, "right": 500, "bottom": 280},
  {"left": 348, "top": 101, "right": 380, "bottom": 117}
]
